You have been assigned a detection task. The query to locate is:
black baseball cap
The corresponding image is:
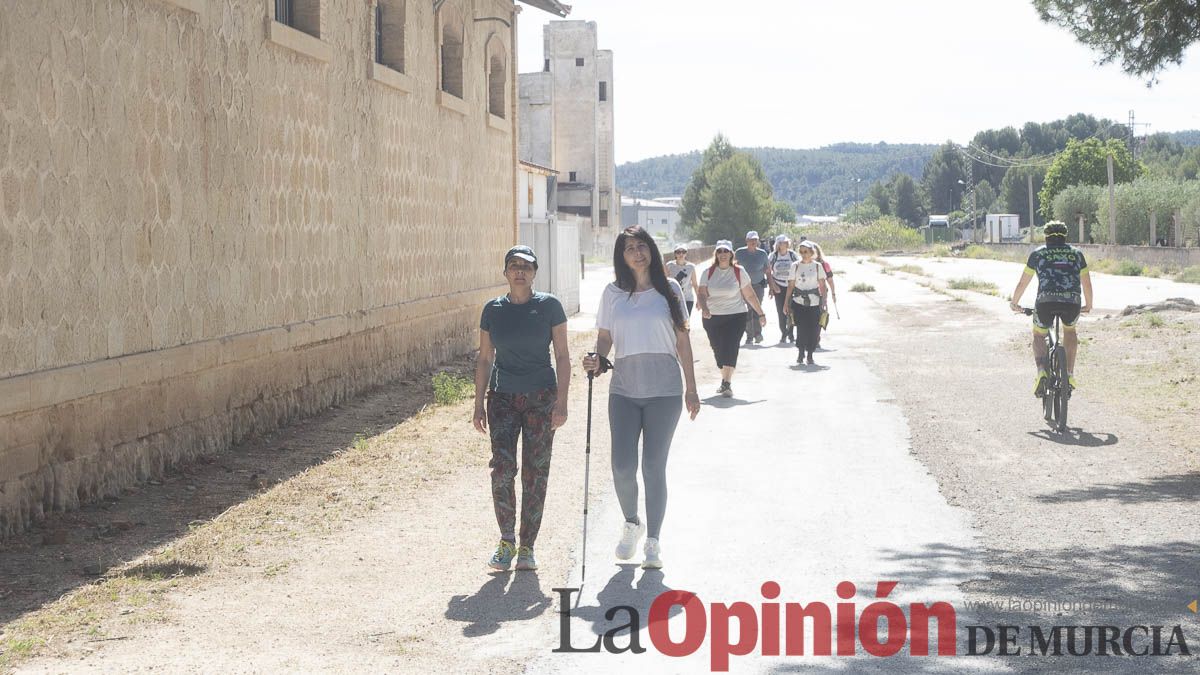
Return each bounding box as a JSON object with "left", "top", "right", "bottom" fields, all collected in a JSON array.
[{"left": 505, "top": 245, "right": 538, "bottom": 268}]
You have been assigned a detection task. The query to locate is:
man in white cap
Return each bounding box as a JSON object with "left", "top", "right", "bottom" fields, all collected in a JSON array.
[{"left": 734, "top": 231, "right": 769, "bottom": 344}]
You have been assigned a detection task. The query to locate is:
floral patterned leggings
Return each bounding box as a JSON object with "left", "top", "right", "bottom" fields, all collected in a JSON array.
[{"left": 487, "top": 387, "right": 557, "bottom": 548}]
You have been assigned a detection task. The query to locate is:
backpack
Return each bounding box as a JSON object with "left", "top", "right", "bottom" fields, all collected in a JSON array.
[{"left": 706, "top": 265, "right": 741, "bottom": 283}]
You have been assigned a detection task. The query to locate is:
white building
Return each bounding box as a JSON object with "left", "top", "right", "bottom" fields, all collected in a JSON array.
[
  {"left": 621, "top": 197, "right": 681, "bottom": 243},
  {"left": 518, "top": 161, "right": 580, "bottom": 313}
]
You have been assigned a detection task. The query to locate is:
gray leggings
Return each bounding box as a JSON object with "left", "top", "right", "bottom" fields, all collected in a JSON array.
[{"left": 608, "top": 394, "right": 682, "bottom": 540}]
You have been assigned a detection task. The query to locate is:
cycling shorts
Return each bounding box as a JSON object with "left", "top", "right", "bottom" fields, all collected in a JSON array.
[{"left": 1033, "top": 301, "right": 1080, "bottom": 333}]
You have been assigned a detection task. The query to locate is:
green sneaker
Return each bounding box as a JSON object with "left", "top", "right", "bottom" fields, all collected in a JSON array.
[
  {"left": 488, "top": 540, "right": 517, "bottom": 571},
  {"left": 515, "top": 546, "right": 538, "bottom": 571},
  {"left": 1033, "top": 371, "right": 1048, "bottom": 398},
  {"left": 1068, "top": 375, "right": 1077, "bottom": 392}
]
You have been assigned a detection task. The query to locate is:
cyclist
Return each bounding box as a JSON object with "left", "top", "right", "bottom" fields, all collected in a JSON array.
[{"left": 1007, "top": 221, "right": 1093, "bottom": 397}]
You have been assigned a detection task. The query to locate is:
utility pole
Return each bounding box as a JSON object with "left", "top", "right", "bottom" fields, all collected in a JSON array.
[
  {"left": 1107, "top": 152, "right": 1117, "bottom": 243},
  {"left": 1027, "top": 173, "right": 1035, "bottom": 236}
]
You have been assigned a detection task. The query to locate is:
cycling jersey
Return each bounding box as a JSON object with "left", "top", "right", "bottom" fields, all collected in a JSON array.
[{"left": 1025, "top": 244, "right": 1089, "bottom": 305}]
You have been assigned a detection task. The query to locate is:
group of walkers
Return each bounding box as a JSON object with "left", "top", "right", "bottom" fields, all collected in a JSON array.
[
  {"left": 471, "top": 220, "right": 1096, "bottom": 577},
  {"left": 470, "top": 226, "right": 836, "bottom": 573}
]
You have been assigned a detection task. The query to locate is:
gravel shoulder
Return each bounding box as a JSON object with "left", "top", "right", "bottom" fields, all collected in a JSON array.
[{"left": 848, "top": 257, "right": 1199, "bottom": 672}]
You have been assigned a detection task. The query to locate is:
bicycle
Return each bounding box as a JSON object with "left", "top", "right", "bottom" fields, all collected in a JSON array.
[{"left": 1021, "top": 307, "right": 1070, "bottom": 432}]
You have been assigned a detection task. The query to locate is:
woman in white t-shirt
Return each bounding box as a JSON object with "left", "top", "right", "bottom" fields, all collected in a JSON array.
[
  {"left": 664, "top": 244, "right": 699, "bottom": 316},
  {"left": 697, "top": 239, "right": 768, "bottom": 398},
  {"left": 583, "top": 226, "right": 700, "bottom": 570},
  {"left": 786, "top": 241, "right": 828, "bottom": 366},
  {"left": 767, "top": 235, "right": 799, "bottom": 343}
]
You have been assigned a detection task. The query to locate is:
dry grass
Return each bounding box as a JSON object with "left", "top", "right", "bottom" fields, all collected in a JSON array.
[
  {"left": 1078, "top": 311, "right": 1200, "bottom": 443},
  {"left": 0, "top": 330, "right": 594, "bottom": 669},
  {"left": 947, "top": 277, "right": 1000, "bottom": 295}
]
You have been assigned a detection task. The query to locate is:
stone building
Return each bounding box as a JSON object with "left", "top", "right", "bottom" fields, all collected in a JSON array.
[
  {"left": 0, "top": 0, "right": 569, "bottom": 535},
  {"left": 518, "top": 20, "right": 617, "bottom": 257}
]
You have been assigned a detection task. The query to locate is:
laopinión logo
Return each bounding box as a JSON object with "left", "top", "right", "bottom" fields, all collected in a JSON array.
[{"left": 552, "top": 581, "right": 1192, "bottom": 671}]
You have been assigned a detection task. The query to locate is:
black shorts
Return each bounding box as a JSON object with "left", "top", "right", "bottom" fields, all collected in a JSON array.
[{"left": 1033, "top": 301, "right": 1080, "bottom": 333}]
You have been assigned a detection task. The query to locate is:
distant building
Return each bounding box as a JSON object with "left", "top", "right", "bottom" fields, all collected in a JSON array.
[
  {"left": 518, "top": 161, "right": 580, "bottom": 313},
  {"left": 621, "top": 197, "right": 681, "bottom": 243},
  {"left": 519, "top": 21, "right": 619, "bottom": 256},
  {"left": 798, "top": 215, "right": 841, "bottom": 225}
]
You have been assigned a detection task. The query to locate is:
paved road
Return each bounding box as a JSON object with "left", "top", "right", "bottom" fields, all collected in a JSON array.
[{"left": 535, "top": 261, "right": 994, "bottom": 672}]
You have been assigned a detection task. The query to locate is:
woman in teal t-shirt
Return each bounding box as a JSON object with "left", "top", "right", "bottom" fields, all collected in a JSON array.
[{"left": 473, "top": 245, "right": 570, "bottom": 573}]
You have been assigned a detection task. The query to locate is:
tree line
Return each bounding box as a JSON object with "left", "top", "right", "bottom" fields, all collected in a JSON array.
[
  {"left": 617, "top": 142, "right": 935, "bottom": 216},
  {"left": 851, "top": 115, "right": 1200, "bottom": 243}
]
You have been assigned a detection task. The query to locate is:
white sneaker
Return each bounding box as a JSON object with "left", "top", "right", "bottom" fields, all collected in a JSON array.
[
  {"left": 615, "top": 520, "right": 645, "bottom": 560},
  {"left": 642, "top": 537, "right": 662, "bottom": 569}
]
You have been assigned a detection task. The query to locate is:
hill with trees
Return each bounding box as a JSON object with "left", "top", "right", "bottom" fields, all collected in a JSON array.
[{"left": 617, "top": 143, "right": 936, "bottom": 216}]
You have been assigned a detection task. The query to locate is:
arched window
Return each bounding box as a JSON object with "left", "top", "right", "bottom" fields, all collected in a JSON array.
[
  {"left": 486, "top": 38, "right": 507, "bottom": 118},
  {"left": 439, "top": 6, "right": 464, "bottom": 99},
  {"left": 375, "top": 0, "right": 405, "bottom": 73}
]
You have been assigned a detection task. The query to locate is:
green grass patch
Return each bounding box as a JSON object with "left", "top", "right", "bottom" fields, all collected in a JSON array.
[
  {"left": 432, "top": 372, "right": 474, "bottom": 406},
  {"left": 1092, "top": 258, "right": 1144, "bottom": 276},
  {"left": 947, "top": 277, "right": 999, "bottom": 294},
  {"left": 1145, "top": 313, "right": 1165, "bottom": 328},
  {"left": 841, "top": 218, "right": 924, "bottom": 251},
  {"left": 850, "top": 283, "right": 876, "bottom": 292},
  {"left": 1176, "top": 266, "right": 1200, "bottom": 284},
  {"left": 893, "top": 264, "right": 926, "bottom": 275}
]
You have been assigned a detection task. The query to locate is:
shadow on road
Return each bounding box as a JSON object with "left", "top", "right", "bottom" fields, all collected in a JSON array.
[
  {"left": 789, "top": 364, "right": 831, "bottom": 372},
  {"left": 874, "top": 541, "right": 1198, "bottom": 672},
  {"left": 568, "top": 564, "right": 682, "bottom": 638},
  {"left": 701, "top": 396, "right": 766, "bottom": 408},
  {"left": 445, "top": 571, "right": 552, "bottom": 638},
  {"left": 1026, "top": 429, "right": 1118, "bottom": 447},
  {"left": 1035, "top": 472, "right": 1200, "bottom": 504},
  {"left": 0, "top": 355, "right": 475, "bottom": 628}
]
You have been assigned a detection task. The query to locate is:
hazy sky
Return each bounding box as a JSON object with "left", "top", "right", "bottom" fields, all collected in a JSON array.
[{"left": 516, "top": 0, "right": 1200, "bottom": 164}]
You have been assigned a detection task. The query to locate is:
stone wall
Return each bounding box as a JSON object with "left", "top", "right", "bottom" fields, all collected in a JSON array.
[
  {"left": 0, "top": 0, "right": 519, "bottom": 535},
  {"left": 974, "top": 243, "right": 1200, "bottom": 268}
]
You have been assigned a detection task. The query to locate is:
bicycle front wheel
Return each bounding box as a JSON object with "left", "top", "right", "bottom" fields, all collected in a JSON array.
[{"left": 1054, "top": 345, "right": 1069, "bottom": 431}]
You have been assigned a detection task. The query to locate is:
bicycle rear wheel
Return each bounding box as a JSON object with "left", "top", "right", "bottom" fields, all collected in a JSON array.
[
  {"left": 1042, "top": 347, "right": 1056, "bottom": 423},
  {"left": 1054, "top": 344, "right": 1069, "bottom": 431}
]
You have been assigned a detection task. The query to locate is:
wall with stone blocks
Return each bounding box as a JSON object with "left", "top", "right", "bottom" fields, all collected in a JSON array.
[{"left": 0, "top": 0, "right": 519, "bottom": 535}]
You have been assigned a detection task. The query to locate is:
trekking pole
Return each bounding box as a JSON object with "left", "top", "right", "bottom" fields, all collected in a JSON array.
[
  {"left": 580, "top": 366, "right": 594, "bottom": 589},
  {"left": 579, "top": 353, "right": 611, "bottom": 592},
  {"left": 833, "top": 297, "right": 841, "bottom": 320}
]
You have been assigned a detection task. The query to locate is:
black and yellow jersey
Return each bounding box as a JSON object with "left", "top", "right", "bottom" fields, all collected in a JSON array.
[{"left": 1025, "top": 244, "right": 1089, "bottom": 304}]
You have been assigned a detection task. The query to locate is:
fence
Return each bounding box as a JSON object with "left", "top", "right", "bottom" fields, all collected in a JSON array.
[{"left": 519, "top": 218, "right": 581, "bottom": 314}]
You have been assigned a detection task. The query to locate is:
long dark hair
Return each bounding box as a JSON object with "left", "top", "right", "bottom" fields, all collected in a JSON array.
[{"left": 612, "top": 226, "right": 687, "bottom": 331}]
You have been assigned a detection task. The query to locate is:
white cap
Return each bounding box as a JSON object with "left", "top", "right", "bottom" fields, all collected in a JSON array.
[
  {"left": 797, "top": 240, "right": 815, "bottom": 250},
  {"left": 776, "top": 234, "right": 790, "bottom": 244},
  {"left": 673, "top": 243, "right": 688, "bottom": 252},
  {"left": 714, "top": 239, "right": 734, "bottom": 252},
  {"left": 745, "top": 230, "right": 760, "bottom": 240}
]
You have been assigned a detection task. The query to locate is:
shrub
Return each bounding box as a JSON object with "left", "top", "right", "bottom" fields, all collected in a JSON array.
[
  {"left": 850, "top": 283, "right": 875, "bottom": 292},
  {"left": 947, "top": 277, "right": 999, "bottom": 293},
  {"left": 928, "top": 243, "right": 952, "bottom": 257},
  {"left": 1051, "top": 184, "right": 1102, "bottom": 240},
  {"left": 894, "top": 264, "right": 926, "bottom": 275},
  {"left": 841, "top": 216, "right": 923, "bottom": 251},
  {"left": 1176, "top": 266, "right": 1200, "bottom": 284},
  {"left": 432, "top": 372, "right": 474, "bottom": 406}
]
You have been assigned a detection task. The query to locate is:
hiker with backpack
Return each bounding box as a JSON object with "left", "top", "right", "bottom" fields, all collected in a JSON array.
[
  {"left": 786, "top": 241, "right": 828, "bottom": 366},
  {"left": 810, "top": 241, "right": 837, "bottom": 350},
  {"left": 697, "top": 239, "right": 768, "bottom": 398},
  {"left": 767, "top": 235, "right": 799, "bottom": 343}
]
